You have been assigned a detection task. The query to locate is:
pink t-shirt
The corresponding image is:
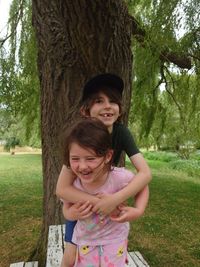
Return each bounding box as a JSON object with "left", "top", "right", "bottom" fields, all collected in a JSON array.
[{"left": 72, "top": 167, "right": 134, "bottom": 246}]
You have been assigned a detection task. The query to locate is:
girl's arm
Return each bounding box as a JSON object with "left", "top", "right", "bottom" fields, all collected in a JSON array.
[
  {"left": 93, "top": 153, "right": 151, "bottom": 214},
  {"left": 56, "top": 165, "right": 99, "bottom": 204}
]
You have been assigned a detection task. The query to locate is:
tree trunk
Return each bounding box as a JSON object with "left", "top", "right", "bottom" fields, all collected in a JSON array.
[{"left": 32, "top": 0, "right": 133, "bottom": 265}]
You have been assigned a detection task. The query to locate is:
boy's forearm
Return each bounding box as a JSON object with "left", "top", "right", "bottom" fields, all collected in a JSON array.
[
  {"left": 62, "top": 185, "right": 99, "bottom": 204},
  {"left": 56, "top": 165, "right": 99, "bottom": 204},
  {"left": 112, "top": 172, "right": 150, "bottom": 206},
  {"left": 134, "top": 185, "right": 149, "bottom": 213},
  {"left": 62, "top": 203, "right": 73, "bottom": 221},
  {"left": 110, "top": 186, "right": 149, "bottom": 223},
  {"left": 56, "top": 165, "right": 74, "bottom": 199}
]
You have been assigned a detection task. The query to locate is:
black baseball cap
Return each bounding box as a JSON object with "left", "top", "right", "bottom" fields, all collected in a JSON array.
[{"left": 82, "top": 73, "right": 124, "bottom": 102}]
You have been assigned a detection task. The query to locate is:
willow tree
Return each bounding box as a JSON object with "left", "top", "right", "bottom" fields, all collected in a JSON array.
[{"left": 31, "top": 0, "right": 134, "bottom": 264}]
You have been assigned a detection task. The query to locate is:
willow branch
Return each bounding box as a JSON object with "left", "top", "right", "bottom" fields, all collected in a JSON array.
[
  {"left": 130, "top": 15, "right": 192, "bottom": 70},
  {"left": 0, "top": 0, "right": 25, "bottom": 48},
  {"left": 160, "top": 65, "right": 182, "bottom": 112}
]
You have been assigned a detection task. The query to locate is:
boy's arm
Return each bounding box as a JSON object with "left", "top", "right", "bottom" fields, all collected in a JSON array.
[
  {"left": 113, "top": 153, "right": 151, "bottom": 204},
  {"left": 111, "top": 185, "right": 149, "bottom": 222},
  {"left": 56, "top": 165, "right": 99, "bottom": 204},
  {"left": 93, "top": 153, "right": 151, "bottom": 214},
  {"left": 134, "top": 184, "right": 149, "bottom": 214}
]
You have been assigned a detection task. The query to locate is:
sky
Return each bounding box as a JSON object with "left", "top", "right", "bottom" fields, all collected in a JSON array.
[{"left": 0, "top": 0, "right": 12, "bottom": 38}]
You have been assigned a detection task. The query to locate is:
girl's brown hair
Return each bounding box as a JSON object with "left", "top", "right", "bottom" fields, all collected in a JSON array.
[
  {"left": 62, "top": 118, "right": 113, "bottom": 168},
  {"left": 80, "top": 86, "right": 123, "bottom": 121}
]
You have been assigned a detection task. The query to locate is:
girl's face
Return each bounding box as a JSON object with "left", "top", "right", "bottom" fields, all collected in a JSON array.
[
  {"left": 89, "top": 93, "right": 120, "bottom": 132},
  {"left": 69, "top": 142, "right": 112, "bottom": 189}
]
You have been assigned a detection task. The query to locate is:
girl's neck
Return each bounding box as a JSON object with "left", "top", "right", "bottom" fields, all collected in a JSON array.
[{"left": 81, "top": 171, "right": 109, "bottom": 192}]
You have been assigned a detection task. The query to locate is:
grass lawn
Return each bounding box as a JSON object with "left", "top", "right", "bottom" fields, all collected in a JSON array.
[
  {"left": 0, "top": 153, "right": 200, "bottom": 267},
  {"left": 0, "top": 154, "right": 42, "bottom": 267},
  {"left": 127, "top": 159, "right": 200, "bottom": 267}
]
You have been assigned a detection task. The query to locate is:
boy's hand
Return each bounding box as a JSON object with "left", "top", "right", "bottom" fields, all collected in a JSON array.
[
  {"left": 92, "top": 194, "right": 118, "bottom": 215},
  {"left": 110, "top": 205, "right": 144, "bottom": 223},
  {"left": 63, "top": 201, "right": 93, "bottom": 220}
]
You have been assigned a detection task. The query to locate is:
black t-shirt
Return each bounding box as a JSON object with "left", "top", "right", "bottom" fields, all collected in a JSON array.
[{"left": 111, "top": 122, "right": 139, "bottom": 165}]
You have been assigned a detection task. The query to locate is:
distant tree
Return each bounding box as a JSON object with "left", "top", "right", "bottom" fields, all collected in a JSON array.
[
  {"left": 4, "top": 136, "right": 20, "bottom": 153},
  {"left": 158, "top": 73, "right": 200, "bottom": 158},
  {"left": 130, "top": 72, "right": 200, "bottom": 158},
  {"left": 0, "top": 0, "right": 40, "bottom": 142}
]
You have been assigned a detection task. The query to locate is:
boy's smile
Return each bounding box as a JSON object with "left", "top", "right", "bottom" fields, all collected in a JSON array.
[{"left": 89, "top": 93, "right": 120, "bottom": 132}]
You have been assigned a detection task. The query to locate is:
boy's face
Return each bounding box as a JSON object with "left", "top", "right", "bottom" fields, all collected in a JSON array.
[{"left": 89, "top": 92, "right": 120, "bottom": 132}]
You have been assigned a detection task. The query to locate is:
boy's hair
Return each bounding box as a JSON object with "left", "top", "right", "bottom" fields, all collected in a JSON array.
[
  {"left": 62, "top": 118, "right": 112, "bottom": 167},
  {"left": 82, "top": 73, "right": 124, "bottom": 102},
  {"left": 80, "top": 86, "right": 123, "bottom": 120}
]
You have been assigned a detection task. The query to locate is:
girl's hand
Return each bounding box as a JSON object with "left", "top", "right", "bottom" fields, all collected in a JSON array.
[
  {"left": 110, "top": 205, "right": 144, "bottom": 223},
  {"left": 92, "top": 194, "right": 118, "bottom": 215},
  {"left": 63, "top": 201, "right": 93, "bottom": 220}
]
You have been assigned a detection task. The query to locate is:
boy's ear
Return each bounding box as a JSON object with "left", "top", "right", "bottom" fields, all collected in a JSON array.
[
  {"left": 80, "top": 106, "right": 90, "bottom": 117},
  {"left": 80, "top": 106, "right": 87, "bottom": 116}
]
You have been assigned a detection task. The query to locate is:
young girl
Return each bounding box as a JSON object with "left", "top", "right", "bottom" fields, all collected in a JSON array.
[
  {"left": 56, "top": 73, "right": 151, "bottom": 266},
  {"left": 61, "top": 118, "right": 149, "bottom": 267}
]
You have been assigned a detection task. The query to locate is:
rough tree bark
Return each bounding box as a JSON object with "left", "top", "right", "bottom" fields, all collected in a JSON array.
[{"left": 32, "top": 0, "right": 133, "bottom": 265}]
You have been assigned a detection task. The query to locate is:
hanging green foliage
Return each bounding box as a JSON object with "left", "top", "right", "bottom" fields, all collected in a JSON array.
[
  {"left": 127, "top": 0, "right": 199, "bottom": 156},
  {"left": 0, "top": 0, "right": 40, "bottom": 142},
  {"left": 0, "top": 0, "right": 199, "bottom": 153}
]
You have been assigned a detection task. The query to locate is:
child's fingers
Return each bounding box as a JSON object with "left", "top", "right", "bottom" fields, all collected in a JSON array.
[
  {"left": 92, "top": 203, "right": 108, "bottom": 214},
  {"left": 80, "top": 205, "right": 93, "bottom": 215},
  {"left": 79, "top": 204, "right": 93, "bottom": 219},
  {"left": 72, "top": 201, "right": 88, "bottom": 210},
  {"left": 79, "top": 202, "right": 93, "bottom": 214},
  {"left": 110, "top": 213, "right": 127, "bottom": 223},
  {"left": 110, "top": 207, "right": 129, "bottom": 222},
  {"left": 118, "top": 205, "right": 128, "bottom": 211},
  {"left": 77, "top": 201, "right": 89, "bottom": 209},
  {"left": 118, "top": 203, "right": 126, "bottom": 209},
  {"left": 81, "top": 211, "right": 93, "bottom": 219},
  {"left": 92, "top": 205, "right": 98, "bottom": 213}
]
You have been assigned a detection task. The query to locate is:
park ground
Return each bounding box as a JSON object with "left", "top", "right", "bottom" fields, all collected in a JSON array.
[{"left": 0, "top": 150, "right": 200, "bottom": 267}]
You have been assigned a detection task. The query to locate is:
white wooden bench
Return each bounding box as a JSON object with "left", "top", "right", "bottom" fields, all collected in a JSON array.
[
  {"left": 10, "top": 262, "right": 38, "bottom": 267},
  {"left": 46, "top": 224, "right": 150, "bottom": 267}
]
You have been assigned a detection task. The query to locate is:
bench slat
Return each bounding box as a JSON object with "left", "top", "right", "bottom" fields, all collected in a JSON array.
[
  {"left": 129, "top": 251, "right": 149, "bottom": 267},
  {"left": 46, "top": 225, "right": 64, "bottom": 267},
  {"left": 10, "top": 263, "right": 24, "bottom": 267},
  {"left": 24, "top": 261, "right": 38, "bottom": 267},
  {"left": 127, "top": 253, "right": 137, "bottom": 267},
  {"left": 10, "top": 262, "right": 38, "bottom": 267}
]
